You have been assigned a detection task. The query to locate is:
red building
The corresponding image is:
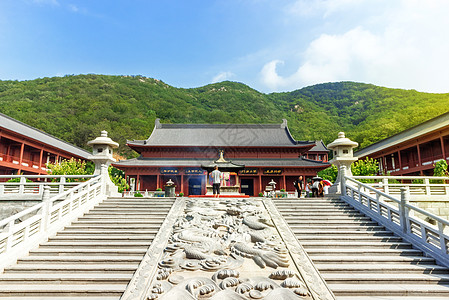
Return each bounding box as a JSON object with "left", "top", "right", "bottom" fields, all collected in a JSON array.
[
  {"left": 114, "top": 119, "right": 330, "bottom": 196},
  {"left": 0, "top": 112, "right": 91, "bottom": 175},
  {"left": 355, "top": 112, "right": 449, "bottom": 176}
]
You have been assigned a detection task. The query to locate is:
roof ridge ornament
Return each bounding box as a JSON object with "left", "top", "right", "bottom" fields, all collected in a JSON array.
[{"left": 216, "top": 149, "right": 228, "bottom": 163}]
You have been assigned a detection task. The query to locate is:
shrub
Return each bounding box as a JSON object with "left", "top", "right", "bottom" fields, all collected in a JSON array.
[
  {"left": 318, "top": 165, "right": 338, "bottom": 182},
  {"left": 280, "top": 189, "right": 285, "bottom": 192},
  {"left": 134, "top": 192, "right": 143, "bottom": 197},
  {"left": 258, "top": 192, "right": 264, "bottom": 197},
  {"left": 156, "top": 188, "right": 162, "bottom": 191},
  {"left": 179, "top": 192, "right": 184, "bottom": 197}
]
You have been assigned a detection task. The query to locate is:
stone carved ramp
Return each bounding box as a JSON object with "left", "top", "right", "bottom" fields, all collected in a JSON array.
[
  {"left": 0, "top": 197, "right": 175, "bottom": 299},
  {"left": 273, "top": 197, "right": 449, "bottom": 299}
]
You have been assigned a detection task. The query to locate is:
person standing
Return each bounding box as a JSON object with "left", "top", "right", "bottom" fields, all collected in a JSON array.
[
  {"left": 312, "top": 179, "right": 321, "bottom": 197},
  {"left": 293, "top": 176, "right": 303, "bottom": 198},
  {"left": 211, "top": 165, "right": 222, "bottom": 198}
]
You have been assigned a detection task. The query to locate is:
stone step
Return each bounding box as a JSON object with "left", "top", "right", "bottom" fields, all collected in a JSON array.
[
  {"left": 283, "top": 215, "right": 372, "bottom": 220},
  {"left": 287, "top": 220, "right": 379, "bottom": 226},
  {"left": 0, "top": 297, "right": 119, "bottom": 300},
  {"left": 65, "top": 225, "right": 161, "bottom": 230},
  {"left": 289, "top": 225, "right": 385, "bottom": 231},
  {"left": 29, "top": 248, "right": 146, "bottom": 256},
  {"left": 328, "top": 283, "right": 449, "bottom": 296},
  {"left": 295, "top": 235, "right": 403, "bottom": 242},
  {"left": 305, "top": 248, "right": 423, "bottom": 256},
  {"left": 314, "top": 263, "right": 449, "bottom": 274},
  {"left": 48, "top": 235, "right": 155, "bottom": 242},
  {"left": 310, "top": 255, "right": 435, "bottom": 264},
  {"left": 300, "top": 241, "right": 413, "bottom": 249},
  {"left": 281, "top": 211, "right": 366, "bottom": 216},
  {"left": 77, "top": 216, "right": 165, "bottom": 220},
  {"left": 90, "top": 208, "right": 171, "bottom": 212},
  {"left": 4, "top": 264, "right": 138, "bottom": 274},
  {"left": 292, "top": 230, "right": 393, "bottom": 236},
  {"left": 57, "top": 230, "right": 159, "bottom": 235},
  {"left": 17, "top": 256, "right": 144, "bottom": 264},
  {"left": 95, "top": 204, "right": 173, "bottom": 208},
  {"left": 39, "top": 241, "right": 150, "bottom": 249},
  {"left": 322, "top": 273, "right": 449, "bottom": 284},
  {"left": 0, "top": 273, "right": 132, "bottom": 285},
  {"left": 0, "top": 284, "right": 126, "bottom": 296}
]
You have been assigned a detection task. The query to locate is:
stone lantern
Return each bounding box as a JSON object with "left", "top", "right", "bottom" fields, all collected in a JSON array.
[
  {"left": 327, "top": 132, "right": 358, "bottom": 193},
  {"left": 87, "top": 130, "right": 120, "bottom": 196}
]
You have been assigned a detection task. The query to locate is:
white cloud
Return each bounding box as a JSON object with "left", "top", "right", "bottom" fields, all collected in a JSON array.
[
  {"left": 212, "top": 71, "right": 235, "bottom": 83},
  {"left": 261, "top": 0, "right": 449, "bottom": 92},
  {"left": 287, "top": 0, "right": 366, "bottom": 18}
]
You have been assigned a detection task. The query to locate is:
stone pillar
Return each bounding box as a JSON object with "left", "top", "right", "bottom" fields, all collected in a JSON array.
[
  {"left": 87, "top": 131, "right": 120, "bottom": 196},
  {"left": 327, "top": 132, "right": 359, "bottom": 194}
]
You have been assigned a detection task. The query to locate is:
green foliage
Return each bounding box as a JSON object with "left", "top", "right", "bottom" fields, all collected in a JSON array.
[
  {"left": 156, "top": 188, "right": 162, "bottom": 191},
  {"left": 351, "top": 157, "right": 379, "bottom": 183},
  {"left": 109, "top": 166, "right": 129, "bottom": 193},
  {"left": 318, "top": 165, "right": 338, "bottom": 182},
  {"left": 7, "top": 176, "right": 32, "bottom": 183},
  {"left": 432, "top": 160, "right": 448, "bottom": 183},
  {"left": 433, "top": 160, "right": 448, "bottom": 177},
  {"left": 178, "top": 192, "right": 184, "bottom": 197},
  {"left": 46, "top": 158, "right": 92, "bottom": 182},
  {"left": 280, "top": 188, "right": 285, "bottom": 192},
  {"left": 134, "top": 192, "right": 143, "bottom": 197},
  {"left": 258, "top": 192, "right": 264, "bottom": 197},
  {"left": 352, "top": 157, "right": 379, "bottom": 176},
  {"left": 1, "top": 76, "right": 448, "bottom": 158}
]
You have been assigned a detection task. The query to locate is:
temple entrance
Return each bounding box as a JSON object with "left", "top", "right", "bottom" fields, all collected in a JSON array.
[
  {"left": 240, "top": 178, "right": 254, "bottom": 196},
  {"left": 188, "top": 177, "right": 202, "bottom": 195}
]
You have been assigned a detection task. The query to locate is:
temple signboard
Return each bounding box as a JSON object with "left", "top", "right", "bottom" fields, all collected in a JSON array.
[
  {"left": 263, "top": 168, "right": 283, "bottom": 175},
  {"left": 239, "top": 168, "right": 258, "bottom": 175},
  {"left": 160, "top": 167, "right": 179, "bottom": 174}
]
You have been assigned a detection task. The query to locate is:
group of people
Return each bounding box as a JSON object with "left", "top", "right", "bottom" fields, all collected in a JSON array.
[{"left": 293, "top": 176, "right": 326, "bottom": 198}]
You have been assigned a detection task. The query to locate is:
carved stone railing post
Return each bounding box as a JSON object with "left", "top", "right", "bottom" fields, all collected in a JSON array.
[
  {"left": 399, "top": 187, "right": 410, "bottom": 234},
  {"left": 59, "top": 176, "right": 66, "bottom": 194},
  {"left": 41, "top": 185, "right": 52, "bottom": 232},
  {"left": 19, "top": 176, "right": 26, "bottom": 194},
  {"left": 340, "top": 165, "right": 347, "bottom": 196},
  {"left": 383, "top": 178, "right": 389, "bottom": 194}
]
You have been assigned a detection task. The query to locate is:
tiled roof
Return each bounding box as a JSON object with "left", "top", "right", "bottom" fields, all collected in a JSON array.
[
  {"left": 0, "top": 112, "right": 91, "bottom": 159},
  {"left": 113, "top": 157, "right": 330, "bottom": 168},
  {"left": 127, "top": 119, "right": 315, "bottom": 148}
]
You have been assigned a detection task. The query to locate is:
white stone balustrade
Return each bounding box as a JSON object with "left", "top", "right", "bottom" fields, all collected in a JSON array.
[
  {"left": 0, "top": 175, "right": 96, "bottom": 200},
  {"left": 341, "top": 171, "right": 449, "bottom": 268},
  {"left": 0, "top": 173, "right": 106, "bottom": 272}
]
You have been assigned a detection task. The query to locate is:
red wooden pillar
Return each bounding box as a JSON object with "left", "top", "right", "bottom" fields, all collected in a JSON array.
[
  {"left": 181, "top": 174, "right": 184, "bottom": 194},
  {"left": 156, "top": 174, "right": 160, "bottom": 189},
  {"left": 282, "top": 174, "right": 286, "bottom": 190},
  {"left": 441, "top": 137, "right": 446, "bottom": 160},
  {"left": 39, "top": 149, "right": 43, "bottom": 170},
  {"left": 258, "top": 174, "right": 262, "bottom": 195},
  {"left": 136, "top": 174, "right": 140, "bottom": 191},
  {"left": 417, "top": 144, "right": 422, "bottom": 167},
  {"left": 397, "top": 150, "right": 402, "bottom": 171},
  {"left": 18, "top": 142, "right": 24, "bottom": 174}
]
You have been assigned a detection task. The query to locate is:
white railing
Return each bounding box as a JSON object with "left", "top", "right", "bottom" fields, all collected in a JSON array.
[
  {"left": 351, "top": 175, "right": 449, "bottom": 198},
  {"left": 342, "top": 174, "right": 449, "bottom": 267},
  {"left": 0, "top": 174, "right": 105, "bottom": 271},
  {"left": 0, "top": 175, "right": 96, "bottom": 198}
]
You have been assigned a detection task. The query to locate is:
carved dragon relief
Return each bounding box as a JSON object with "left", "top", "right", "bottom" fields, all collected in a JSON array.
[{"left": 145, "top": 199, "right": 312, "bottom": 300}]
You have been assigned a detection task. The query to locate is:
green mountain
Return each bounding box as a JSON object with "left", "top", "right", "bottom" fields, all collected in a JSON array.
[{"left": 1, "top": 75, "right": 448, "bottom": 157}]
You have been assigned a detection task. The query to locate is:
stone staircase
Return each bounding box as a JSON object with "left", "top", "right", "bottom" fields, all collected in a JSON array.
[
  {"left": 273, "top": 197, "right": 449, "bottom": 300},
  {"left": 0, "top": 197, "right": 174, "bottom": 299}
]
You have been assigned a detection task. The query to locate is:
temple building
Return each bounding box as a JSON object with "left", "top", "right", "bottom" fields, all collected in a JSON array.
[
  {"left": 113, "top": 119, "right": 330, "bottom": 196},
  {"left": 355, "top": 112, "right": 449, "bottom": 176},
  {"left": 0, "top": 112, "right": 90, "bottom": 176}
]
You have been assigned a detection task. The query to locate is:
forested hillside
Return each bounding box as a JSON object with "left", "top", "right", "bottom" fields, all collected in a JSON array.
[{"left": 1, "top": 75, "right": 448, "bottom": 157}]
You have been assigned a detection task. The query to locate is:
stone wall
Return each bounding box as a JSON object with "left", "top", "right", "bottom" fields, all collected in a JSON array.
[{"left": 0, "top": 200, "right": 41, "bottom": 221}]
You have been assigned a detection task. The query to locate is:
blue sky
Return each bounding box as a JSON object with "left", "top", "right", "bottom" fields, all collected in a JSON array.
[{"left": 1, "top": 0, "right": 448, "bottom": 93}]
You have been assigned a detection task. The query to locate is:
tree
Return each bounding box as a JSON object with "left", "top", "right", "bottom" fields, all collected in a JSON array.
[
  {"left": 109, "top": 166, "right": 129, "bottom": 193},
  {"left": 433, "top": 160, "right": 448, "bottom": 177},
  {"left": 351, "top": 157, "right": 379, "bottom": 176},
  {"left": 47, "top": 158, "right": 92, "bottom": 182},
  {"left": 318, "top": 165, "right": 338, "bottom": 182}
]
